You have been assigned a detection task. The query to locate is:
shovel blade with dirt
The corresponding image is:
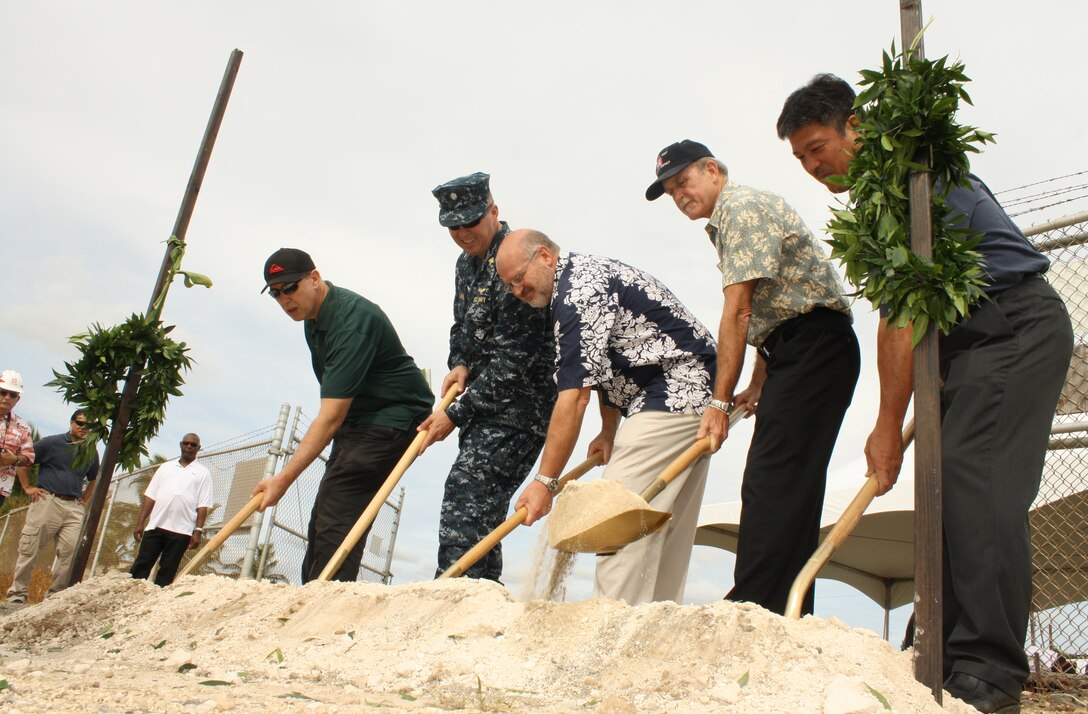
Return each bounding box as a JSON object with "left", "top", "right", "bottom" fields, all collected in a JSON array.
[{"left": 549, "top": 405, "right": 748, "bottom": 554}]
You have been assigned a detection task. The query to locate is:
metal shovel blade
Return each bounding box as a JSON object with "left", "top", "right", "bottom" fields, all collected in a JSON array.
[
  {"left": 550, "top": 503, "right": 671, "bottom": 554},
  {"left": 547, "top": 407, "right": 748, "bottom": 555}
]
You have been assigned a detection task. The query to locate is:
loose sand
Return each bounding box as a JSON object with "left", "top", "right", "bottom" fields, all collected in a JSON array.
[{"left": 0, "top": 572, "right": 978, "bottom": 713}]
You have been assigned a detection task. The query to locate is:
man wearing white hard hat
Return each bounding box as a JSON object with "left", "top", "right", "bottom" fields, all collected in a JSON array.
[{"left": 0, "top": 370, "right": 35, "bottom": 509}]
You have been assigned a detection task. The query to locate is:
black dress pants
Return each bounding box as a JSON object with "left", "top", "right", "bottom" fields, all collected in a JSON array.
[
  {"left": 939, "top": 275, "right": 1072, "bottom": 697},
  {"left": 130, "top": 528, "right": 192, "bottom": 586},
  {"left": 302, "top": 422, "right": 417, "bottom": 583},
  {"left": 727, "top": 308, "right": 860, "bottom": 615}
]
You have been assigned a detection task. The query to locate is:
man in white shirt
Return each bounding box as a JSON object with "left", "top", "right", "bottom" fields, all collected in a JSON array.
[{"left": 130, "top": 433, "right": 213, "bottom": 586}]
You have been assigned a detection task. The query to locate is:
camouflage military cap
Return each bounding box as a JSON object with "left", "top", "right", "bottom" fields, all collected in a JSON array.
[{"left": 432, "top": 172, "right": 492, "bottom": 228}]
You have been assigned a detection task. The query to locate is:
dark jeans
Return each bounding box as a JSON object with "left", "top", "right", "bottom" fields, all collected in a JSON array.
[
  {"left": 302, "top": 422, "right": 417, "bottom": 583},
  {"left": 130, "top": 528, "right": 192, "bottom": 586},
  {"left": 727, "top": 308, "right": 860, "bottom": 615}
]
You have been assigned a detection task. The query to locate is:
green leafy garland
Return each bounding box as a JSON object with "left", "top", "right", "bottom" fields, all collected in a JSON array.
[
  {"left": 49, "top": 315, "right": 193, "bottom": 470},
  {"left": 48, "top": 236, "right": 209, "bottom": 470},
  {"left": 825, "top": 44, "right": 995, "bottom": 345}
]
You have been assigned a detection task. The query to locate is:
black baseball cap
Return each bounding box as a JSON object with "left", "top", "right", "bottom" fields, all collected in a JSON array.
[
  {"left": 262, "top": 248, "right": 316, "bottom": 293},
  {"left": 645, "top": 139, "right": 714, "bottom": 201}
]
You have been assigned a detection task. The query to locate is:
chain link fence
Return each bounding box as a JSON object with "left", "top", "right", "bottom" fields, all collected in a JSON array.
[
  {"left": 1024, "top": 211, "right": 1088, "bottom": 686},
  {"left": 0, "top": 403, "right": 405, "bottom": 597}
]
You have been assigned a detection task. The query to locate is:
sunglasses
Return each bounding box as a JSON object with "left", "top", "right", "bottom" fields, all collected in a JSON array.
[
  {"left": 180, "top": 441, "right": 200, "bottom": 448},
  {"left": 73, "top": 420, "right": 91, "bottom": 428},
  {"left": 268, "top": 281, "right": 300, "bottom": 299},
  {"left": 449, "top": 215, "right": 484, "bottom": 231},
  {"left": 0, "top": 389, "right": 19, "bottom": 399}
]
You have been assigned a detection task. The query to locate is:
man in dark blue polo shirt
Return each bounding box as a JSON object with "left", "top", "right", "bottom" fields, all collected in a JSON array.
[
  {"left": 778, "top": 73, "right": 1074, "bottom": 713},
  {"left": 6, "top": 409, "right": 100, "bottom": 603},
  {"left": 253, "top": 248, "right": 434, "bottom": 583}
]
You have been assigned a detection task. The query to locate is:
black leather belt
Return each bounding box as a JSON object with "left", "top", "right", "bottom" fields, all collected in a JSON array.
[{"left": 48, "top": 492, "right": 80, "bottom": 502}]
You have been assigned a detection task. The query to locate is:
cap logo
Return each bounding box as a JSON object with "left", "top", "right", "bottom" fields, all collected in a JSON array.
[
  {"left": 268, "top": 264, "right": 285, "bottom": 274},
  {"left": 656, "top": 152, "right": 669, "bottom": 176}
]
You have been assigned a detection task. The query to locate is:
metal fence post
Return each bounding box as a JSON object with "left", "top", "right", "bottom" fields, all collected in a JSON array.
[
  {"left": 90, "top": 482, "right": 121, "bottom": 576},
  {"left": 240, "top": 403, "right": 291, "bottom": 579},
  {"left": 382, "top": 486, "right": 406, "bottom": 585},
  {"left": 256, "top": 405, "right": 302, "bottom": 581}
]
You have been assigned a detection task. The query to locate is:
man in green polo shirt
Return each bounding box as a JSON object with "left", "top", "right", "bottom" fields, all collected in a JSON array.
[{"left": 254, "top": 247, "right": 434, "bottom": 582}]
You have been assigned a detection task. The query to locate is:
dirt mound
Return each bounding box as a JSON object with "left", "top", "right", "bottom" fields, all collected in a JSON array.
[{"left": 0, "top": 572, "right": 974, "bottom": 712}]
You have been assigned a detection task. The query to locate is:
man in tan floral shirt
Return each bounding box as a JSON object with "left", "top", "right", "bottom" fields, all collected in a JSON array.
[{"left": 646, "top": 139, "right": 860, "bottom": 615}]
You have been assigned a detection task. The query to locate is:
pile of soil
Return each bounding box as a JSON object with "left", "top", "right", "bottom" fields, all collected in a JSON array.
[{"left": 0, "top": 572, "right": 979, "bottom": 712}]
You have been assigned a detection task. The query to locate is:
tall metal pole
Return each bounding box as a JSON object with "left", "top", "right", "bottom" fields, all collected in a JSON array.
[
  {"left": 242, "top": 403, "right": 290, "bottom": 579},
  {"left": 66, "top": 49, "right": 244, "bottom": 587},
  {"left": 899, "top": 1, "right": 943, "bottom": 701}
]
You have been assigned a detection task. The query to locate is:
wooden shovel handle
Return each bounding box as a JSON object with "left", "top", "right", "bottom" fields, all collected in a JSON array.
[
  {"left": 316, "top": 384, "right": 460, "bottom": 582},
  {"left": 783, "top": 420, "right": 916, "bottom": 620},
  {"left": 638, "top": 405, "right": 749, "bottom": 504},
  {"left": 437, "top": 452, "right": 604, "bottom": 579},
  {"left": 178, "top": 493, "right": 263, "bottom": 578}
]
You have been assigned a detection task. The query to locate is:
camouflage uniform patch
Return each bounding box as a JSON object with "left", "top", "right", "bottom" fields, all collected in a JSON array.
[
  {"left": 434, "top": 211, "right": 556, "bottom": 581},
  {"left": 435, "top": 421, "right": 545, "bottom": 581}
]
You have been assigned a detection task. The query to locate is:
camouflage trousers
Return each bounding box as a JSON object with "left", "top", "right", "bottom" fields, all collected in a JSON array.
[{"left": 435, "top": 420, "right": 545, "bottom": 582}]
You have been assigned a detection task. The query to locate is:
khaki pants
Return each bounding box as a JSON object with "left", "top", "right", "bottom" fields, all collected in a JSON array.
[
  {"left": 5, "top": 494, "right": 84, "bottom": 602},
  {"left": 592, "top": 410, "right": 709, "bottom": 605}
]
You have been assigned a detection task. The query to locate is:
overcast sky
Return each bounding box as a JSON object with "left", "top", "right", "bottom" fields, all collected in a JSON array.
[{"left": 4, "top": 1, "right": 1086, "bottom": 639}]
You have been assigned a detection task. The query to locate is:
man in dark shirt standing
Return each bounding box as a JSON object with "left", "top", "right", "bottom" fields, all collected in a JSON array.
[
  {"left": 253, "top": 248, "right": 434, "bottom": 582},
  {"left": 778, "top": 73, "right": 1074, "bottom": 713},
  {"left": 421, "top": 173, "right": 556, "bottom": 581},
  {"left": 6, "top": 410, "right": 100, "bottom": 604}
]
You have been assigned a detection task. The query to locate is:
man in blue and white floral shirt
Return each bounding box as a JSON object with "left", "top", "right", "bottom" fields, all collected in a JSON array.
[{"left": 496, "top": 228, "right": 716, "bottom": 605}]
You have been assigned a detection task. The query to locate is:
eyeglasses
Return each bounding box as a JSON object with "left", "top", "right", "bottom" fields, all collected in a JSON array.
[
  {"left": 180, "top": 441, "right": 200, "bottom": 448},
  {"left": 509, "top": 252, "right": 540, "bottom": 289},
  {"left": 268, "top": 281, "right": 300, "bottom": 299},
  {"left": 449, "top": 215, "right": 484, "bottom": 231},
  {"left": 0, "top": 389, "right": 19, "bottom": 399},
  {"left": 72, "top": 420, "right": 91, "bottom": 428}
]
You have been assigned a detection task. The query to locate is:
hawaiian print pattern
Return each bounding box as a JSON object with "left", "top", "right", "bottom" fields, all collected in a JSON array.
[
  {"left": 0, "top": 412, "right": 34, "bottom": 497},
  {"left": 551, "top": 252, "right": 715, "bottom": 417},
  {"left": 705, "top": 181, "right": 851, "bottom": 347}
]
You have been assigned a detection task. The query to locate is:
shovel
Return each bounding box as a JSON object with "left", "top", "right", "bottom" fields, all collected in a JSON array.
[
  {"left": 437, "top": 452, "right": 604, "bottom": 580},
  {"left": 177, "top": 493, "right": 263, "bottom": 578},
  {"left": 783, "top": 420, "right": 916, "bottom": 620},
  {"left": 316, "top": 384, "right": 461, "bottom": 581},
  {"left": 550, "top": 405, "right": 749, "bottom": 554}
]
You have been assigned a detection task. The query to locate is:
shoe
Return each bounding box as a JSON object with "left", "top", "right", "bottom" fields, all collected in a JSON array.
[{"left": 944, "top": 672, "right": 1021, "bottom": 713}]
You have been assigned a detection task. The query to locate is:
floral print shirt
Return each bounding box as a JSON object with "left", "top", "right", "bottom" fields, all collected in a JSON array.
[
  {"left": 550, "top": 252, "right": 715, "bottom": 417},
  {"left": 705, "top": 181, "right": 851, "bottom": 347}
]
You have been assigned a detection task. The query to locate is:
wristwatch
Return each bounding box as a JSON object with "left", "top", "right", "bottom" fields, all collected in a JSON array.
[
  {"left": 533, "top": 473, "right": 560, "bottom": 493},
  {"left": 708, "top": 398, "right": 732, "bottom": 414}
]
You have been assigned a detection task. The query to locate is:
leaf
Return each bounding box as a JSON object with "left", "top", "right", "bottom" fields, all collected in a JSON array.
[
  {"left": 175, "top": 591, "right": 195, "bottom": 598},
  {"left": 267, "top": 648, "right": 285, "bottom": 663},
  {"left": 199, "top": 680, "right": 233, "bottom": 687},
  {"left": 865, "top": 683, "right": 893, "bottom": 710},
  {"left": 400, "top": 693, "right": 417, "bottom": 701},
  {"left": 99, "top": 630, "right": 114, "bottom": 640},
  {"left": 280, "top": 691, "right": 318, "bottom": 701},
  {"left": 178, "top": 270, "right": 213, "bottom": 289},
  {"left": 0, "top": 679, "right": 9, "bottom": 691},
  {"left": 177, "top": 663, "right": 197, "bottom": 673},
  {"left": 153, "top": 640, "right": 167, "bottom": 650},
  {"left": 737, "top": 670, "right": 750, "bottom": 688}
]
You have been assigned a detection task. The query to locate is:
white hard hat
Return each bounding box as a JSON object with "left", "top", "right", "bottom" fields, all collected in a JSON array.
[{"left": 0, "top": 370, "right": 25, "bottom": 394}]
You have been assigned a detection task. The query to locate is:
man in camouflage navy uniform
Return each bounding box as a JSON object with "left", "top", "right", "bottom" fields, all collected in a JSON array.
[
  {"left": 419, "top": 172, "right": 556, "bottom": 581},
  {"left": 646, "top": 140, "right": 860, "bottom": 616}
]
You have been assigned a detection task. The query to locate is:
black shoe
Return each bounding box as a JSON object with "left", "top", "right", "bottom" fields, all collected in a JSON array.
[{"left": 944, "top": 672, "right": 1021, "bottom": 714}]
